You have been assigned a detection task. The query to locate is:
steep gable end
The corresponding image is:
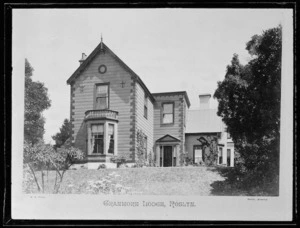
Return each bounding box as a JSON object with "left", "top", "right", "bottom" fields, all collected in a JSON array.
[{"left": 66, "top": 42, "right": 155, "bottom": 102}]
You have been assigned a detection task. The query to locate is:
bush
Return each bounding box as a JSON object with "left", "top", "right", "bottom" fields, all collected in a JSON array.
[
  {"left": 110, "top": 155, "right": 127, "bottom": 168},
  {"left": 86, "top": 172, "right": 131, "bottom": 194},
  {"left": 97, "top": 164, "right": 107, "bottom": 169},
  {"left": 118, "top": 164, "right": 128, "bottom": 169},
  {"left": 184, "top": 157, "right": 194, "bottom": 166}
]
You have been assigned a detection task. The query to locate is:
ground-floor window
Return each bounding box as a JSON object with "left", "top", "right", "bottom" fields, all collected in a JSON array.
[
  {"left": 227, "top": 149, "right": 231, "bottom": 166},
  {"left": 91, "top": 124, "right": 104, "bottom": 154},
  {"left": 194, "top": 145, "right": 203, "bottom": 163},
  {"left": 218, "top": 147, "right": 223, "bottom": 164},
  {"left": 108, "top": 124, "right": 114, "bottom": 154},
  {"left": 88, "top": 122, "right": 117, "bottom": 155}
]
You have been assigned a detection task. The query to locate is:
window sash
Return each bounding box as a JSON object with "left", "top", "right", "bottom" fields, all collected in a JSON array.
[
  {"left": 144, "top": 106, "right": 148, "bottom": 119},
  {"left": 163, "top": 103, "right": 173, "bottom": 114},
  {"left": 92, "top": 134, "right": 104, "bottom": 154},
  {"left": 95, "top": 84, "right": 109, "bottom": 109},
  {"left": 91, "top": 124, "right": 104, "bottom": 133},
  {"left": 163, "top": 113, "right": 173, "bottom": 124},
  {"left": 96, "top": 97, "right": 108, "bottom": 109},
  {"left": 108, "top": 124, "right": 114, "bottom": 154},
  {"left": 96, "top": 85, "right": 108, "bottom": 95},
  {"left": 162, "top": 103, "right": 174, "bottom": 124}
]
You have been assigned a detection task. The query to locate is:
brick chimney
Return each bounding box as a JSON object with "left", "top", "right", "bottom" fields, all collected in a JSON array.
[
  {"left": 199, "top": 94, "right": 211, "bottom": 109},
  {"left": 79, "top": 53, "right": 87, "bottom": 65}
]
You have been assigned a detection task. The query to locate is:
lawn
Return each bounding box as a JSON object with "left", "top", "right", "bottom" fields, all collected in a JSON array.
[{"left": 24, "top": 166, "right": 228, "bottom": 195}]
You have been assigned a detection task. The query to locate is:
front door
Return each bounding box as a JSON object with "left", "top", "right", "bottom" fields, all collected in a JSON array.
[{"left": 163, "top": 146, "right": 173, "bottom": 167}]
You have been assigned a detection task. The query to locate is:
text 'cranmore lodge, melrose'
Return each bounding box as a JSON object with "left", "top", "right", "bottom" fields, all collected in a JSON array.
[{"left": 67, "top": 38, "right": 234, "bottom": 169}]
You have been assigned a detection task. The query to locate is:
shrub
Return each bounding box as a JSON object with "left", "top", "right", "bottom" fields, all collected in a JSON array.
[
  {"left": 110, "top": 155, "right": 127, "bottom": 167},
  {"left": 22, "top": 164, "right": 35, "bottom": 193},
  {"left": 184, "top": 157, "right": 194, "bottom": 166},
  {"left": 97, "top": 164, "right": 107, "bottom": 169},
  {"left": 86, "top": 172, "right": 131, "bottom": 194},
  {"left": 118, "top": 164, "right": 128, "bottom": 169},
  {"left": 23, "top": 140, "right": 84, "bottom": 193}
]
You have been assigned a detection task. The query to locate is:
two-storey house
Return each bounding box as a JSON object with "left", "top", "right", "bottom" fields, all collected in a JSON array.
[{"left": 67, "top": 39, "right": 233, "bottom": 168}]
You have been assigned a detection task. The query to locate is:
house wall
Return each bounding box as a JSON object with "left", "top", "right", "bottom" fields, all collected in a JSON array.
[
  {"left": 185, "top": 130, "right": 235, "bottom": 167},
  {"left": 153, "top": 94, "right": 187, "bottom": 156},
  {"left": 135, "top": 83, "right": 154, "bottom": 157},
  {"left": 70, "top": 51, "right": 135, "bottom": 161},
  {"left": 185, "top": 133, "right": 218, "bottom": 161}
]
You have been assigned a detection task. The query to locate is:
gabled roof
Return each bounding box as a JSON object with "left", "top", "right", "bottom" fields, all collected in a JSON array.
[
  {"left": 186, "top": 109, "right": 224, "bottom": 134},
  {"left": 156, "top": 134, "right": 181, "bottom": 143},
  {"left": 66, "top": 42, "right": 155, "bottom": 103},
  {"left": 152, "top": 91, "right": 191, "bottom": 108}
]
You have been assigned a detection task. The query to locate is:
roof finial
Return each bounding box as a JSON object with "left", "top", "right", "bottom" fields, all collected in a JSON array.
[{"left": 101, "top": 33, "right": 103, "bottom": 43}]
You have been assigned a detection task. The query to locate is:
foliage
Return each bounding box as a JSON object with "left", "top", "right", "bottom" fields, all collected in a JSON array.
[
  {"left": 196, "top": 135, "right": 218, "bottom": 166},
  {"left": 23, "top": 140, "right": 56, "bottom": 192},
  {"left": 136, "top": 129, "right": 148, "bottom": 167},
  {"left": 52, "top": 119, "right": 72, "bottom": 149},
  {"left": 86, "top": 172, "right": 131, "bottom": 194},
  {"left": 147, "top": 150, "right": 156, "bottom": 167},
  {"left": 97, "top": 164, "right": 107, "bottom": 169},
  {"left": 118, "top": 163, "right": 129, "bottom": 168},
  {"left": 23, "top": 140, "right": 84, "bottom": 193},
  {"left": 22, "top": 164, "right": 36, "bottom": 193},
  {"left": 213, "top": 26, "right": 281, "bottom": 193},
  {"left": 110, "top": 155, "right": 127, "bottom": 167},
  {"left": 24, "top": 59, "right": 51, "bottom": 144}
]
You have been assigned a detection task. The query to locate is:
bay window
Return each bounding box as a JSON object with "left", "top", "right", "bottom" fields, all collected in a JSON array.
[{"left": 88, "top": 122, "right": 117, "bottom": 156}]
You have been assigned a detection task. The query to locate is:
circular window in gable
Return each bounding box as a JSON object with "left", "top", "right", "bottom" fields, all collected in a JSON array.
[{"left": 98, "top": 65, "right": 107, "bottom": 74}]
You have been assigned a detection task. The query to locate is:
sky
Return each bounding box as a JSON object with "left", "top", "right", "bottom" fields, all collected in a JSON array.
[{"left": 13, "top": 8, "right": 286, "bottom": 144}]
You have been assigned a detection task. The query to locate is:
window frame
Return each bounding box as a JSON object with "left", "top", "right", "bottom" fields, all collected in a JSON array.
[
  {"left": 108, "top": 123, "right": 115, "bottom": 154},
  {"left": 91, "top": 123, "right": 105, "bottom": 154},
  {"left": 144, "top": 95, "right": 148, "bottom": 119},
  {"left": 193, "top": 145, "right": 203, "bottom": 164},
  {"left": 94, "top": 82, "right": 110, "bottom": 110},
  {"left": 87, "top": 121, "right": 117, "bottom": 156},
  {"left": 161, "top": 102, "right": 175, "bottom": 125},
  {"left": 218, "top": 146, "right": 223, "bottom": 165}
]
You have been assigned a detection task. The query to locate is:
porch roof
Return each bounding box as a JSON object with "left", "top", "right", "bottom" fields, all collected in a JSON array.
[{"left": 156, "top": 134, "right": 181, "bottom": 143}]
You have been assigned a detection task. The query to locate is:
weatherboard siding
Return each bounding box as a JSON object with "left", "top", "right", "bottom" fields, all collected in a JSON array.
[
  {"left": 153, "top": 94, "right": 187, "bottom": 155},
  {"left": 71, "top": 51, "right": 134, "bottom": 160},
  {"left": 135, "top": 82, "right": 154, "bottom": 156}
]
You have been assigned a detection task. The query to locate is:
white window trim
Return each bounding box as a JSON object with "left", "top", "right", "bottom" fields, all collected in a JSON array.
[{"left": 88, "top": 121, "right": 118, "bottom": 156}]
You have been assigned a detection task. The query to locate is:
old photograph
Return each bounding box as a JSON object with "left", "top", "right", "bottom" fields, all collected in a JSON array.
[{"left": 11, "top": 7, "right": 294, "bottom": 221}]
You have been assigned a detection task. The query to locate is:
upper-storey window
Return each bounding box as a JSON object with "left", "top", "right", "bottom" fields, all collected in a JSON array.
[
  {"left": 95, "top": 84, "right": 109, "bottom": 109},
  {"left": 144, "top": 95, "right": 148, "bottom": 119},
  {"left": 162, "top": 103, "right": 174, "bottom": 124}
]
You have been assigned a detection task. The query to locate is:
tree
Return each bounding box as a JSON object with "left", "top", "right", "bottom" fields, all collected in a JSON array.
[
  {"left": 213, "top": 26, "right": 281, "bottom": 194},
  {"left": 24, "top": 59, "right": 51, "bottom": 144},
  {"left": 23, "top": 140, "right": 56, "bottom": 192},
  {"left": 52, "top": 119, "right": 72, "bottom": 149},
  {"left": 23, "top": 139, "right": 83, "bottom": 193}
]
